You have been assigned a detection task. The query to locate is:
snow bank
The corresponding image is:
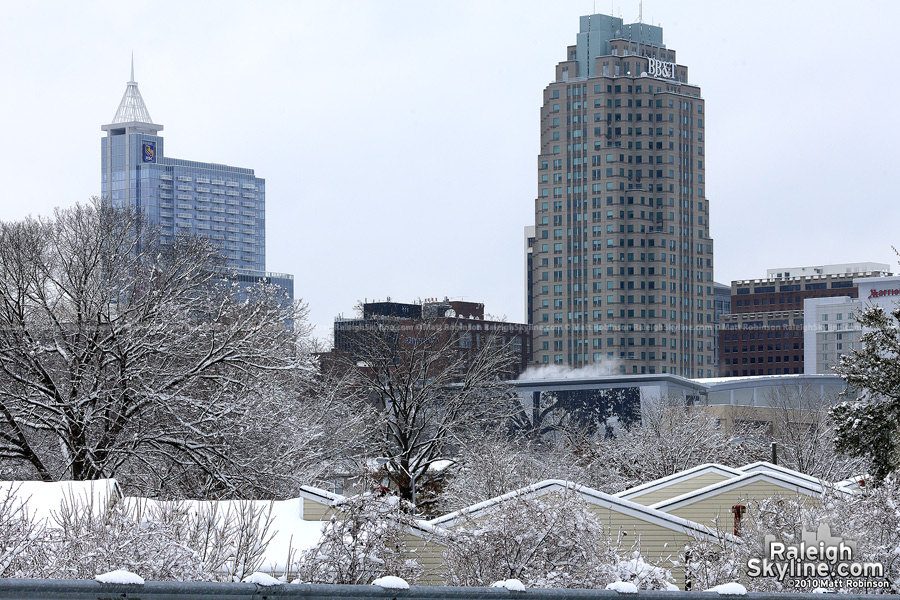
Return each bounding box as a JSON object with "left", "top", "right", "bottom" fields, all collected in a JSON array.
[
  {"left": 606, "top": 581, "right": 638, "bottom": 594},
  {"left": 124, "top": 496, "right": 325, "bottom": 572},
  {"left": 95, "top": 570, "right": 144, "bottom": 584},
  {"left": 243, "top": 572, "right": 282, "bottom": 586},
  {"left": 372, "top": 576, "right": 410, "bottom": 589},
  {"left": 3, "top": 479, "right": 120, "bottom": 525},
  {"left": 491, "top": 579, "right": 526, "bottom": 592},
  {"left": 704, "top": 582, "right": 747, "bottom": 595}
]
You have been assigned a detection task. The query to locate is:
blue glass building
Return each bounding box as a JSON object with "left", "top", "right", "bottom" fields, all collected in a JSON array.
[{"left": 101, "top": 63, "right": 272, "bottom": 279}]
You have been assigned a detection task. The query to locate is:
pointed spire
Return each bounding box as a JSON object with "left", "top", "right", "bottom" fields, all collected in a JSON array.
[{"left": 111, "top": 55, "right": 153, "bottom": 124}]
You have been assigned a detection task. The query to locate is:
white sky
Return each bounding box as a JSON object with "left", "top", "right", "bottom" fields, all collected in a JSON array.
[{"left": 1, "top": 1, "right": 899, "bottom": 341}]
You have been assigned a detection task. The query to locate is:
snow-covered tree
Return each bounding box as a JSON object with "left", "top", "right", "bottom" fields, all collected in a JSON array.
[
  {"left": 293, "top": 492, "right": 426, "bottom": 585},
  {"left": 761, "top": 385, "right": 864, "bottom": 483},
  {"left": 0, "top": 201, "right": 314, "bottom": 495},
  {"left": 335, "top": 318, "right": 517, "bottom": 513},
  {"left": 558, "top": 397, "right": 766, "bottom": 492},
  {"left": 438, "top": 430, "right": 593, "bottom": 513},
  {"left": 442, "top": 489, "right": 675, "bottom": 589},
  {"left": 833, "top": 301, "right": 900, "bottom": 481}
]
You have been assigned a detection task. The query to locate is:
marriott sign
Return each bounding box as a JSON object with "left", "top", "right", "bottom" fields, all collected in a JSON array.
[{"left": 868, "top": 288, "right": 900, "bottom": 299}]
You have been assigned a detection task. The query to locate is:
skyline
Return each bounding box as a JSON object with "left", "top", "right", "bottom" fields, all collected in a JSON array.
[{"left": 2, "top": 1, "right": 899, "bottom": 341}]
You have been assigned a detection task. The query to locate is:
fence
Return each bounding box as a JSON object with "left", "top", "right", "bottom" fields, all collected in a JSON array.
[{"left": 0, "top": 580, "right": 884, "bottom": 600}]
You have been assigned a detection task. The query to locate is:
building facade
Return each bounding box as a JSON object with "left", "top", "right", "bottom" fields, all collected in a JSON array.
[
  {"left": 718, "top": 264, "right": 891, "bottom": 377},
  {"left": 100, "top": 63, "right": 272, "bottom": 280},
  {"left": 529, "top": 14, "right": 713, "bottom": 377},
  {"left": 803, "top": 274, "right": 900, "bottom": 374},
  {"left": 333, "top": 299, "right": 531, "bottom": 380}
]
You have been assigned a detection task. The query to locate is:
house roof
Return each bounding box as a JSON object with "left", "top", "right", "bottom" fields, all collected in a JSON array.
[
  {"left": 428, "top": 479, "right": 728, "bottom": 541},
  {"left": 122, "top": 496, "right": 325, "bottom": 572},
  {"left": 0, "top": 478, "right": 122, "bottom": 524},
  {"left": 298, "top": 484, "right": 345, "bottom": 505},
  {"left": 737, "top": 461, "right": 829, "bottom": 486},
  {"left": 614, "top": 463, "right": 743, "bottom": 501},
  {"left": 297, "top": 485, "right": 445, "bottom": 538},
  {"left": 835, "top": 475, "right": 870, "bottom": 491},
  {"left": 650, "top": 470, "right": 853, "bottom": 513}
]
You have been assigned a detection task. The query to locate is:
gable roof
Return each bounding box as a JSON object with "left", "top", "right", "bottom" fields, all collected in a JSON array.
[
  {"left": 298, "top": 484, "right": 345, "bottom": 505},
  {"left": 650, "top": 470, "right": 852, "bottom": 513},
  {"left": 737, "top": 461, "right": 829, "bottom": 486},
  {"left": 297, "top": 485, "right": 445, "bottom": 539},
  {"left": 428, "top": 479, "right": 727, "bottom": 542},
  {"left": 614, "top": 463, "right": 743, "bottom": 501}
]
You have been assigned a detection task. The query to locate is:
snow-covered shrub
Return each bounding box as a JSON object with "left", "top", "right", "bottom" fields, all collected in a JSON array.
[
  {"left": 680, "top": 515, "right": 742, "bottom": 591},
  {"left": 0, "top": 485, "right": 44, "bottom": 577},
  {"left": 32, "top": 493, "right": 206, "bottom": 581},
  {"left": 293, "top": 492, "right": 425, "bottom": 585},
  {"left": 442, "top": 488, "right": 675, "bottom": 589},
  {"left": 135, "top": 499, "right": 276, "bottom": 582},
  {"left": 1, "top": 492, "right": 276, "bottom": 581},
  {"left": 680, "top": 488, "right": 897, "bottom": 593}
]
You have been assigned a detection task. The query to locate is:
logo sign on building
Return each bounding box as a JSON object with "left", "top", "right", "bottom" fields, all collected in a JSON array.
[
  {"left": 142, "top": 142, "right": 156, "bottom": 163},
  {"left": 868, "top": 288, "right": 900, "bottom": 299},
  {"left": 648, "top": 57, "right": 676, "bottom": 79}
]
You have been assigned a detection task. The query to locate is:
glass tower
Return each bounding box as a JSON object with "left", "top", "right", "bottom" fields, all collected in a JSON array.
[{"left": 100, "top": 63, "right": 267, "bottom": 275}]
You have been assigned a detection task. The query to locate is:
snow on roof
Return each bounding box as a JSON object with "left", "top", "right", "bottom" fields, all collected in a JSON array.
[
  {"left": 0, "top": 479, "right": 122, "bottom": 525},
  {"left": 122, "top": 497, "right": 326, "bottom": 573},
  {"left": 296, "top": 485, "right": 446, "bottom": 539},
  {"left": 737, "top": 461, "right": 832, "bottom": 487},
  {"left": 297, "top": 484, "right": 344, "bottom": 505},
  {"left": 649, "top": 470, "right": 853, "bottom": 513},
  {"left": 615, "top": 464, "right": 743, "bottom": 500},
  {"left": 834, "top": 474, "right": 870, "bottom": 491},
  {"left": 427, "top": 479, "right": 728, "bottom": 541}
]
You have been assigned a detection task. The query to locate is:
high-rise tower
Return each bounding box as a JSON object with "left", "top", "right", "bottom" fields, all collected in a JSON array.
[
  {"left": 528, "top": 14, "right": 713, "bottom": 377},
  {"left": 100, "top": 60, "right": 269, "bottom": 277}
]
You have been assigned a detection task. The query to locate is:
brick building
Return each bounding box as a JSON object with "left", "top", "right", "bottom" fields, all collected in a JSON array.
[
  {"left": 718, "top": 264, "right": 891, "bottom": 377},
  {"left": 333, "top": 298, "right": 531, "bottom": 380}
]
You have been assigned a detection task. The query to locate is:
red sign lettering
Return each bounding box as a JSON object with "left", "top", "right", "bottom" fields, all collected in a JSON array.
[{"left": 869, "top": 288, "right": 900, "bottom": 299}]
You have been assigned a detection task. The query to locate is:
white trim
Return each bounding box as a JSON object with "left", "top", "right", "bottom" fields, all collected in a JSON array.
[
  {"left": 428, "top": 479, "right": 728, "bottom": 542},
  {"left": 650, "top": 471, "right": 852, "bottom": 513},
  {"left": 615, "top": 463, "right": 743, "bottom": 500},
  {"left": 737, "top": 461, "right": 825, "bottom": 485},
  {"left": 297, "top": 485, "right": 344, "bottom": 505}
]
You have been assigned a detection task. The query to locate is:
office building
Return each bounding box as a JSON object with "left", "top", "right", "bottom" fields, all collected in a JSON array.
[
  {"left": 100, "top": 62, "right": 290, "bottom": 293},
  {"left": 529, "top": 13, "right": 713, "bottom": 377},
  {"left": 712, "top": 282, "right": 731, "bottom": 372},
  {"left": 718, "top": 264, "right": 891, "bottom": 377}
]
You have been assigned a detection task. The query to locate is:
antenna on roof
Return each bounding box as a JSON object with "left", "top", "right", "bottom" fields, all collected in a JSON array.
[
  {"left": 639, "top": 0, "right": 643, "bottom": 23},
  {"left": 130, "top": 51, "right": 135, "bottom": 83}
]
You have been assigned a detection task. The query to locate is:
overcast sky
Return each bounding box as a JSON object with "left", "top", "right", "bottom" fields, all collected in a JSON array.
[{"left": 1, "top": 1, "right": 899, "bottom": 341}]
